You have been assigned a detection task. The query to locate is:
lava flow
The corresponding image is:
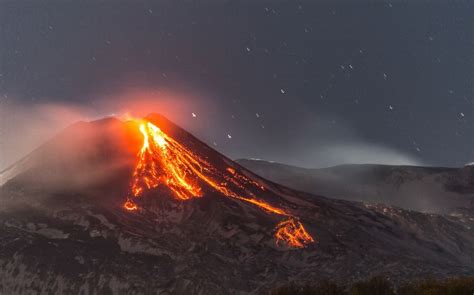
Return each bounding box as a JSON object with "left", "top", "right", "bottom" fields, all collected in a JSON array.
[
  {"left": 124, "top": 119, "right": 314, "bottom": 248},
  {"left": 275, "top": 218, "right": 314, "bottom": 248}
]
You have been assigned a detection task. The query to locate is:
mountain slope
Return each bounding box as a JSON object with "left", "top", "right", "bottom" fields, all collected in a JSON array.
[
  {"left": 0, "top": 114, "right": 473, "bottom": 294},
  {"left": 237, "top": 159, "right": 474, "bottom": 214}
]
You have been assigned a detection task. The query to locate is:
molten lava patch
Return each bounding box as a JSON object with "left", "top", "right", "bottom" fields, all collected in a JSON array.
[
  {"left": 124, "top": 119, "right": 315, "bottom": 249},
  {"left": 124, "top": 200, "right": 138, "bottom": 211},
  {"left": 275, "top": 218, "right": 315, "bottom": 248},
  {"left": 130, "top": 122, "right": 202, "bottom": 200}
]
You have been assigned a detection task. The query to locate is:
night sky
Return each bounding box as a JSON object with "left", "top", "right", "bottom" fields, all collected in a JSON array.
[{"left": 0, "top": 1, "right": 472, "bottom": 169}]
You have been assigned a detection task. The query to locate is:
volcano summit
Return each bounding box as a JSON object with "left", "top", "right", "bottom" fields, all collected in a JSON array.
[{"left": 0, "top": 114, "right": 473, "bottom": 294}]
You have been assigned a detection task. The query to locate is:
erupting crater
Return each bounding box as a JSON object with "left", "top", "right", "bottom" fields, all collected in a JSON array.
[{"left": 123, "top": 118, "right": 314, "bottom": 248}]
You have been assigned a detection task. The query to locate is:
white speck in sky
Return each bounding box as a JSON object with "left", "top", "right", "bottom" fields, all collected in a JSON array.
[
  {"left": 192, "top": 112, "right": 197, "bottom": 118},
  {"left": 280, "top": 88, "right": 285, "bottom": 94},
  {"left": 227, "top": 134, "right": 232, "bottom": 139}
]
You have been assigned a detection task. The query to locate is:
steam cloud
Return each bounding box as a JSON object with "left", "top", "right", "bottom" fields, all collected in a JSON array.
[
  {"left": 0, "top": 88, "right": 211, "bottom": 170},
  {"left": 0, "top": 87, "right": 423, "bottom": 171},
  {"left": 286, "top": 143, "right": 422, "bottom": 169}
]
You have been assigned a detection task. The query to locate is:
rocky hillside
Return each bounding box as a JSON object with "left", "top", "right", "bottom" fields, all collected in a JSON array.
[{"left": 1, "top": 115, "right": 473, "bottom": 294}]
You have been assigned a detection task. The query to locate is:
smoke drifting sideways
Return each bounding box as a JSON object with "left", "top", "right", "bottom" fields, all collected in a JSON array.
[
  {"left": 0, "top": 88, "right": 215, "bottom": 172},
  {"left": 221, "top": 103, "right": 423, "bottom": 169},
  {"left": 292, "top": 143, "right": 422, "bottom": 169},
  {"left": 0, "top": 86, "right": 423, "bottom": 178}
]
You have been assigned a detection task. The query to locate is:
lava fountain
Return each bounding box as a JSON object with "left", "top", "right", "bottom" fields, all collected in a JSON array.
[{"left": 124, "top": 119, "right": 314, "bottom": 248}]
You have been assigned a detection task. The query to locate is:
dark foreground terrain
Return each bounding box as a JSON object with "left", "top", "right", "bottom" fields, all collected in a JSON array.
[
  {"left": 272, "top": 276, "right": 474, "bottom": 295},
  {"left": 0, "top": 115, "right": 473, "bottom": 294}
]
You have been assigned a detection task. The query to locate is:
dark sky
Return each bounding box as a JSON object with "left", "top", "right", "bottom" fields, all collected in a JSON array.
[{"left": 0, "top": 0, "right": 472, "bottom": 169}]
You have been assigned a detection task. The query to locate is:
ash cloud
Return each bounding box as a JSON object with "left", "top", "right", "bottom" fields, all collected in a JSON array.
[
  {"left": 242, "top": 139, "right": 422, "bottom": 169},
  {"left": 215, "top": 102, "right": 423, "bottom": 169},
  {"left": 290, "top": 142, "right": 422, "bottom": 168},
  {"left": 0, "top": 88, "right": 213, "bottom": 171},
  {"left": 0, "top": 87, "right": 423, "bottom": 174},
  {"left": 0, "top": 102, "right": 91, "bottom": 171}
]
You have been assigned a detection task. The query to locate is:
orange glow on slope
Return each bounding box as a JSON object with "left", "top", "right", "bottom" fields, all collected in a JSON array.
[
  {"left": 128, "top": 122, "right": 202, "bottom": 200},
  {"left": 124, "top": 200, "right": 138, "bottom": 211},
  {"left": 275, "top": 218, "right": 315, "bottom": 248},
  {"left": 124, "top": 120, "right": 314, "bottom": 248}
]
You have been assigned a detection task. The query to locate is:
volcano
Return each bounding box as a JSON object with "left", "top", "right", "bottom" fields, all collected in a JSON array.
[{"left": 0, "top": 114, "right": 473, "bottom": 294}]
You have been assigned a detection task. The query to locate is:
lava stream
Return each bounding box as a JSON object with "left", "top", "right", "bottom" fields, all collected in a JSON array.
[
  {"left": 275, "top": 218, "right": 314, "bottom": 248},
  {"left": 124, "top": 120, "right": 315, "bottom": 248}
]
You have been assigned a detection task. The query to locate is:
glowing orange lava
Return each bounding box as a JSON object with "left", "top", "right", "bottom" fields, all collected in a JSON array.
[
  {"left": 124, "top": 120, "right": 315, "bottom": 248},
  {"left": 124, "top": 200, "right": 138, "bottom": 211},
  {"left": 129, "top": 122, "right": 202, "bottom": 200},
  {"left": 275, "top": 218, "right": 315, "bottom": 248}
]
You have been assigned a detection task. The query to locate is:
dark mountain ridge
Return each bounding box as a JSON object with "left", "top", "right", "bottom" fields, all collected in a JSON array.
[{"left": 237, "top": 159, "right": 474, "bottom": 214}]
